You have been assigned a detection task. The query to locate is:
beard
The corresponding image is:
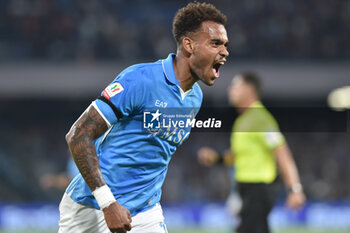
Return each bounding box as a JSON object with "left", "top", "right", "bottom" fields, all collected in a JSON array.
[{"left": 190, "top": 66, "right": 214, "bottom": 86}]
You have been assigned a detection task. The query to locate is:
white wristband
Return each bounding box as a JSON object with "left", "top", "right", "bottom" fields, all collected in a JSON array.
[{"left": 92, "top": 185, "right": 116, "bottom": 209}]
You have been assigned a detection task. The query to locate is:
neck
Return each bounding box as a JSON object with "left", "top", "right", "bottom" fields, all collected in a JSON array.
[
  {"left": 245, "top": 97, "right": 258, "bottom": 107},
  {"left": 237, "top": 97, "right": 259, "bottom": 113},
  {"left": 173, "top": 51, "right": 196, "bottom": 92}
]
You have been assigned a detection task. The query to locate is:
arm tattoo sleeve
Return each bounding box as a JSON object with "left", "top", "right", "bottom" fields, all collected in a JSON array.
[{"left": 66, "top": 105, "right": 108, "bottom": 191}]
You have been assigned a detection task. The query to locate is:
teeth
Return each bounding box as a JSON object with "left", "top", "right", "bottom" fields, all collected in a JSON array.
[{"left": 219, "top": 62, "right": 225, "bottom": 65}]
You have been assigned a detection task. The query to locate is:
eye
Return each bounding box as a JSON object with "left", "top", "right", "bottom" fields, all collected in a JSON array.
[{"left": 211, "top": 41, "right": 220, "bottom": 47}]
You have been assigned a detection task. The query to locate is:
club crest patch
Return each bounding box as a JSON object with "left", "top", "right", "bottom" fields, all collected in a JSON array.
[{"left": 103, "top": 82, "right": 124, "bottom": 99}]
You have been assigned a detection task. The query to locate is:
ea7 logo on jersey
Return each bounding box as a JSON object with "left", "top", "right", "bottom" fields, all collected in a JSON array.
[{"left": 103, "top": 83, "right": 124, "bottom": 100}]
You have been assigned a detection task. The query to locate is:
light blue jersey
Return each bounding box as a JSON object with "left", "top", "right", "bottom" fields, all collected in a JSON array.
[
  {"left": 66, "top": 157, "right": 79, "bottom": 179},
  {"left": 66, "top": 54, "right": 203, "bottom": 216}
]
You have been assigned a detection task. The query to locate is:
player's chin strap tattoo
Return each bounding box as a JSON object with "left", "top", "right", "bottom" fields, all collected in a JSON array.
[{"left": 66, "top": 104, "right": 116, "bottom": 209}]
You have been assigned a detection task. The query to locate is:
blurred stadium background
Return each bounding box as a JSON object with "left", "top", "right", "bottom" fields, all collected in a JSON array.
[{"left": 0, "top": 0, "right": 350, "bottom": 232}]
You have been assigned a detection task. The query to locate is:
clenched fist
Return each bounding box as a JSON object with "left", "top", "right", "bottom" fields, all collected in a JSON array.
[{"left": 103, "top": 202, "right": 132, "bottom": 233}]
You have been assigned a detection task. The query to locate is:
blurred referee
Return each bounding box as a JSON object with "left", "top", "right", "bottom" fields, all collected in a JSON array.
[{"left": 198, "top": 72, "right": 306, "bottom": 233}]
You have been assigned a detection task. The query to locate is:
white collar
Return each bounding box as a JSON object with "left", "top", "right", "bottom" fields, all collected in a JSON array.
[{"left": 177, "top": 85, "right": 191, "bottom": 100}]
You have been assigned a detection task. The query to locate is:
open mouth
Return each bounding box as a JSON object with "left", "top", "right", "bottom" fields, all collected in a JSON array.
[{"left": 212, "top": 61, "right": 225, "bottom": 78}]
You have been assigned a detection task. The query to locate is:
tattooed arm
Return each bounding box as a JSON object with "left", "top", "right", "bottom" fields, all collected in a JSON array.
[
  {"left": 65, "top": 104, "right": 107, "bottom": 191},
  {"left": 65, "top": 104, "right": 132, "bottom": 232}
]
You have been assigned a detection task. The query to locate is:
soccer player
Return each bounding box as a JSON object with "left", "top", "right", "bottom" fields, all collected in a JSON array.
[
  {"left": 58, "top": 2, "right": 229, "bottom": 233},
  {"left": 198, "top": 72, "right": 306, "bottom": 233}
]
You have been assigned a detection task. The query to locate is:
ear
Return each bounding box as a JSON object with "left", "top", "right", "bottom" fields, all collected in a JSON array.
[{"left": 182, "top": 37, "right": 195, "bottom": 54}]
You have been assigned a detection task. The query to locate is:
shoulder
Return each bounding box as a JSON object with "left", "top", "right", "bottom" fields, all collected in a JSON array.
[
  {"left": 115, "top": 60, "right": 163, "bottom": 87},
  {"left": 236, "top": 105, "right": 277, "bottom": 132},
  {"left": 118, "top": 60, "right": 163, "bottom": 80},
  {"left": 251, "top": 106, "right": 280, "bottom": 132},
  {"left": 260, "top": 106, "right": 278, "bottom": 126},
  {"left": 192, "top": 82, "right": 203, "bottom": 100}
]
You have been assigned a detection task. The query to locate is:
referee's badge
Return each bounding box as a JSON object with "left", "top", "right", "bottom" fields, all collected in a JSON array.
[{"left": 103, "top": 82, "right": 124, "bottom": 100}]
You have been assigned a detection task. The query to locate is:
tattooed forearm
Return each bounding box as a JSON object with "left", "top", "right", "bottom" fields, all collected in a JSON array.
[{"left": 66, "top": 105, "right": 108, "bottom": 191}]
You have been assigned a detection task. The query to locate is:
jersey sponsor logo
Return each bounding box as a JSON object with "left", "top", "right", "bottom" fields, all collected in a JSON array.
[
  {"left": 103, "top": 83, "right": 124, "bottom": 100},
  {"left": 155, "top": 100, "right": 168, "bottom": 108}
]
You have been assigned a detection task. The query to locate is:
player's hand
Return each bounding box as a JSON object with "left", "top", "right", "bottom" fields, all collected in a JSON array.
[
  {"left": 197, "top": 147, "right": 219, "bottom": 166},
  {"left": 103, "top": 202, "right": 132, "bottom": 233},
  {"left": 285, "top": 191, "right": 306, "bottom": 211}
]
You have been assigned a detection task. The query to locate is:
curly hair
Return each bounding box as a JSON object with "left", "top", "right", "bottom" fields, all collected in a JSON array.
[{"left": 172, "top": 2, "right": 227, "bottom": 44}]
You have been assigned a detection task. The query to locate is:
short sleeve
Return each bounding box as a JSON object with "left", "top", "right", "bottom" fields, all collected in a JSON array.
[
  {"left": 94, "top": 68, "right": 146, "bottom": 125},
  {"left": 263, "top": 131, "right": 285, "bottom": 149},
  {"left": 260, "top": 110, "right": 285, "bottom": 150}
]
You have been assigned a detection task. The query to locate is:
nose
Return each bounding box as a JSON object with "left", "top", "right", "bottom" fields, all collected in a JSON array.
[{"left": 221, "top": 46, "right": 229, "bottom": 58}]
